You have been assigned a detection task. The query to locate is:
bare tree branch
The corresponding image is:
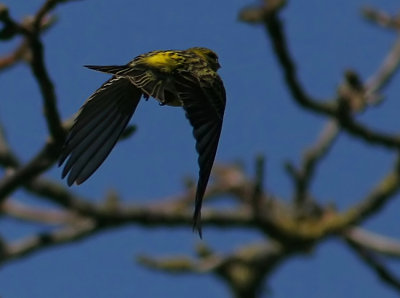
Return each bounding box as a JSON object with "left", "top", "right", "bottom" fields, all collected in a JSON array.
[
  {"left": 0, "top": 1, "right": 66, "bottom": 142},
  {"left": 344, "top": 227, "right": 400, "bottom": 258},
  {"left": 364, "top": 36, "right": 400, "bottom": 103},
  {"left": 347, "top": 236, "right": 400, "bottom": 293},
  {"left": 362, "top": 6, "right": 400, "bottom": 30},
  {"left": 1, "top": 219, "right": 97, "bottom": 265},
  {"left": 0, "top": 41, "right": 29, "bottom": 71},
  {"left": 138, "top": 240, "right": 293, "bottom": 298},
  {"left": 239, "top": 2, "right": 400, "bottom": 149},
  {"left": 286, "top": 120, "right": 339, "bottom": 206},
  {"left": 1, "top": 199, "right": 77, "bottom": 225},
  {"left": 0, "top": 138, "right": 60, "bottom": 203}
]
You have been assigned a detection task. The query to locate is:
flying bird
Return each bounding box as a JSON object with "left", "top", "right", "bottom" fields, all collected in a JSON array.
[{"left": 58, "top": 47, "right": 226, "bottom": 236}]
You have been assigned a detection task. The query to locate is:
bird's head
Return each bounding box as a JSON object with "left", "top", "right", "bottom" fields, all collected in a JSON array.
[{"left": 188, "top": 47, "right": 221, "bottom": 71}]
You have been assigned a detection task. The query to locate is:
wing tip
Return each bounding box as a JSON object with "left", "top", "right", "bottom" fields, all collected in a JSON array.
[
  {"left": 75, "top": 177, "right": 86, "bottom": 185},
  {"left": 192, "top": 209, "right": 203, "bottom": 239},
  {"left": 66, "top": 178, "right": 74, "bottom": 187},
  {"left": 58, "top": 159, "right": 64, "bottom": 168},
  {"left": 62, "top": 170, "right": 84, "bottom": 187}
]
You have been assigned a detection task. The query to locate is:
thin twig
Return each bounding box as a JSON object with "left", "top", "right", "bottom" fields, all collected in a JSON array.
[
  {"left": 252, "top": 155, "right": 265, "bottom": 215},
  {"left": 1, "top": 219, "right": 97, "bottom": 264},
  {"left": 289, "top": 120, "right": 339, "bottom": 205},
  {"left": 347, "top": 237, "right": 400, "bottom": 292},
  {"left": 344, "top": 227, "right": 400, "bottom": 258},
  {"left": 0, "top": 40, "right": 29, "bottom": 71},
  {"left": 1, "top": 200, "right": 76, "bottom": 225},
  {"left": 365, "top": 36, "right": 400, "bottom": 96},
  {"left": 362, "top": 6, "right": 400, "bottom": 30}
]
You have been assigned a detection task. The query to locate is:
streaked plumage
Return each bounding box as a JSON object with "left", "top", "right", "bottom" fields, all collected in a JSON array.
[{"left": 59, "top": 47, "right": 226, "bottom": 236}]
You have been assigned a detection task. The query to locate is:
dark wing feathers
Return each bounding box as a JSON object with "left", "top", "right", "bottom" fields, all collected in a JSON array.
[
  {"left": 67, "top": 112, "right": 130, "bottom": 185},
  {"left": 59, "top": 96, "right": 121, "bottom": 166},
  {"left": 59, "top": 76, "right": 142, "bottom": 186},
  {"left": 86, "top": 64, "right": 173, "bottom": 104},
  {"left": 61, "top": 106, "right": 121, "bottom": 178},
  {"left": 175, "top": 73, "right": 226, "bottom": 236}
]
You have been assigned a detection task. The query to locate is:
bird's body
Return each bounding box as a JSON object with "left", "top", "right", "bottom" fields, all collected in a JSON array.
[{"left": 59, "top": 47, "right": 226, "bottom": 236}]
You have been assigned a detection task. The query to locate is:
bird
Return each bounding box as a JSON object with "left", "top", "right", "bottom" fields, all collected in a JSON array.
[{"left": 58, "top": 47, "right": 226, "bottom": 237}]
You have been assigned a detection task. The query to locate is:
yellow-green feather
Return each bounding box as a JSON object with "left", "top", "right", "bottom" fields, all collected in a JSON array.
[{"left": 136, "top": 51, "right": 185, "bottom": 72}]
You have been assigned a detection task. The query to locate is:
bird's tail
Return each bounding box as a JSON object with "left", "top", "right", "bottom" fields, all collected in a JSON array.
[
  {"left": 193, "top": 196, "right": 203, "bottom": 239},
  {"left": 85, "top": 65, "right": 127, "bottom": 75}
]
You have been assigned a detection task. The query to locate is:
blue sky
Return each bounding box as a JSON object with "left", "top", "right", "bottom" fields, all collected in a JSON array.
[{"left": 1, "top": 0, "right": 400, "bottom": 297}]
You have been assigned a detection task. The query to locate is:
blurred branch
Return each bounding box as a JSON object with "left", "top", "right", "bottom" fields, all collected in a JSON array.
[
  {"left": 260, "top": 153, "right": 400, "bottom": 242},
  {"left": 3, "top": 150, "right": 397, "bottom": 254},
  {"left": 341, "top": 155, "right": 400, "bottom": 227},
  {"left": 0, "top": 40, "right": 29, "bottom": 71},
  {"left": 286, "top": 120, "right": 339, "bottom": 206},
  {"left": 362, "top": 6, "right": 400, "bottom": 30},
  {"left": 0, "top": 121, "right": 397, "bottom": 270},
  {"left": 0, "top": 218, "right": 96, "bottom": 265},
  {"left": 346, "top": 236, "right": 400, "bottom": 293},
  {"left": 344, "top": 227, "right": 400, "bottom": 258},
  {"left": 287, "top": 154, "right": 400, "bottom": 239},
  {"left": 0, "top": 162, "right": 270, "bottom": 265},
  {"left": 0, "top": 11, "right": 56, "bottom": 71},
  {"left": 0, "top": 162, "right": 260, "bottom": 266},
  {"left": 138, "top": 240, "right": 293, "bottom": 298},
  {"left": 365, "top": 36, "right": 400, "bottom": 98},
  {"left": 239, "top": 2, "right": 337, "bottom": 114},
  {"left": 25, "top": 17, "right": 65, "bottom": 143},
  {"left": 0, "top": 138, "right": 61, "bottom": 203},
  {"left": 0, "top": 122, "right": 19, "bottom": 168},
  {"left": 21, "top": 154, "right": 400, "bottom": 246},
  {"left": 0, "top": 118, "right": 72, "bottom": 214},
  {"left": 1, "top": 199, "right": 77, "bottom": 225},
  {"left": 33, "top": 0, "right": 80, "bottom": 30},
  {"left": 239, "top": 3, "right": 400, "bottom": 150},
  {"left": 251, "top": 155, "right": 266, "bottom": 221},
  {"left": 0, "top": 1, "right": 66, "bottom": 143}
]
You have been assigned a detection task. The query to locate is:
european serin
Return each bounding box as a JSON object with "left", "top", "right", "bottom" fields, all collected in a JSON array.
[{"left": 58, "top": 47, "right": 226, "bottom": 236}]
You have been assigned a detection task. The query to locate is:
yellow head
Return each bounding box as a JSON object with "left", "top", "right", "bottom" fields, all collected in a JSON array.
[{"left": 187, "top": 47, "right": 221, "bottom": 71}]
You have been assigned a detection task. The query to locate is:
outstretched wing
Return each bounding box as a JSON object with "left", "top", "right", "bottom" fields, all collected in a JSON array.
[
  {"left": 175, "top": 72, "right": 226, "bottom": 237},
  {"left": 59, "top": 76, "right": 142, "bottom": 186}
]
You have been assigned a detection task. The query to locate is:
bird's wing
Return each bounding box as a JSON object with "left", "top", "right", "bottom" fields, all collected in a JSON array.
[
  {"left": 175, "top": 72, "right": 226, "bottom": 236},
  {"left": 59, "top": 76, "right": 142, "bottom": 186},
  {"left": 86, "top": 64, "right": 176, "bottom": 105}
]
